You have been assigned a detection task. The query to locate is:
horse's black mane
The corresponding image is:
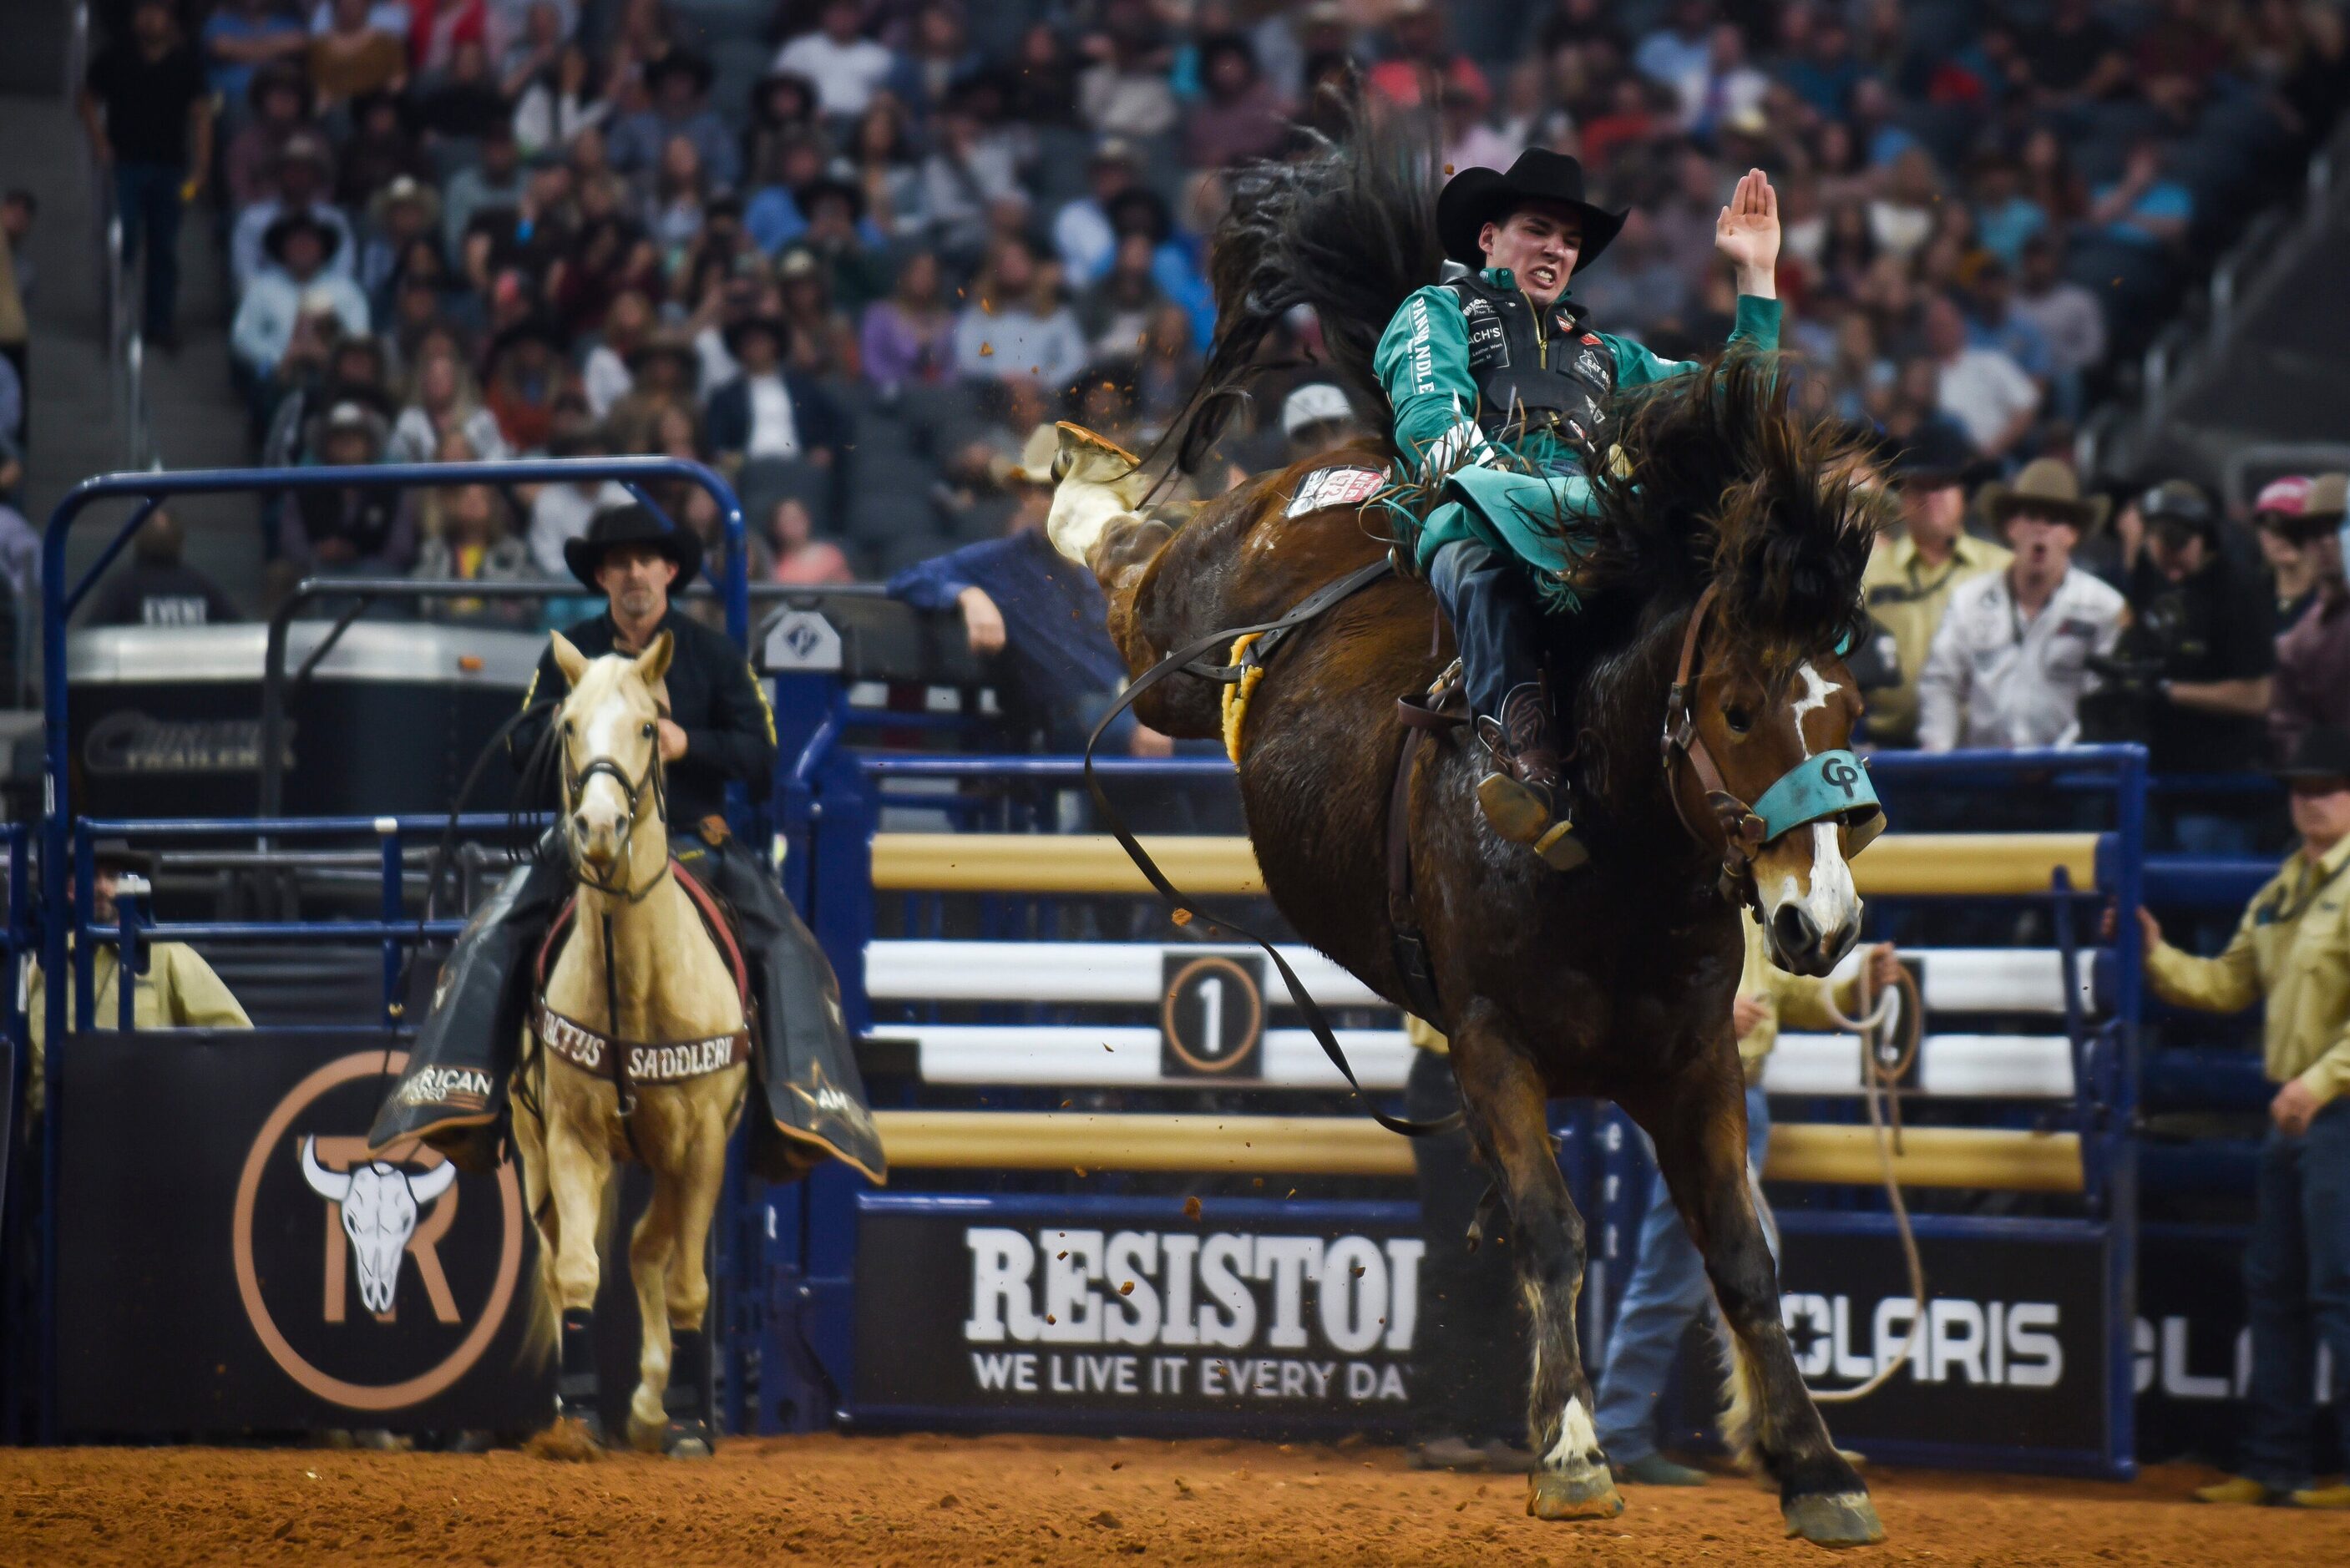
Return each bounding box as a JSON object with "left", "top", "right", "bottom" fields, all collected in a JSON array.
[
  {"left": 1160, "top": 91, "right": 1441, "bottom": 472},
  {"left": 1580, "top": 350, "right": 1882, "bottom": 668}
]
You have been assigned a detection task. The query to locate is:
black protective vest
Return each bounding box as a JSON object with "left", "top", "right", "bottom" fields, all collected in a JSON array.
[{"left": 1441, "top": 274, "right": 1618, "bottom": 453}]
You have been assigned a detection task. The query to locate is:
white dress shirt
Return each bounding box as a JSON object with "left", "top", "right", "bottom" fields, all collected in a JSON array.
[{"left": 1916, "top": 565, "right": 2127, "bottom": 751}]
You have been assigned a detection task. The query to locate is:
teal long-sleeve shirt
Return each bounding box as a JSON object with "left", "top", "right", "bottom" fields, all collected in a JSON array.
[{"left": 1373, "top": 271, "right": 1781, "bottom": 576}]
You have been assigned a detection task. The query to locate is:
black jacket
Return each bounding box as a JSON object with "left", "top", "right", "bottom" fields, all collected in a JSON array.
[
  {"left": 515, "top": 608, "right": 777, "bottom": 827},
  {"left": 1441, "top": 272, "right": 1618, "bottom": 451}
]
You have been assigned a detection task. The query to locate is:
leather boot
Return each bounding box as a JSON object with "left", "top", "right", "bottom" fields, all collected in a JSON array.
[{"left": 1474, "top": 681, "right": 1588, "bottom": 871}]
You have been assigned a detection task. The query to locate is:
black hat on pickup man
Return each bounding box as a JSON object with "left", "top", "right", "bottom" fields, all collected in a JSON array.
[
  {"left": 1436, "top": 149, "right": 1627, "bottom": 271},
  {"left": 562, "top": 503, "right": 704, "bottom": 591}
]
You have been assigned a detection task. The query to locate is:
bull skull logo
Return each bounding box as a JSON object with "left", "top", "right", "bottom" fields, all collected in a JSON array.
[{"left": 298, "top": 1137, "right": 458, "bottom": 1315}]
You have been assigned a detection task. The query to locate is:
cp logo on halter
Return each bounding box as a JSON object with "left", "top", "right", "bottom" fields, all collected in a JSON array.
[
  {"left": 1160, "top": 953, "right": 1265, "bottom": 1079},
  {"left": 1821, "top": 756, "right": 1862, "bottom": 799},
  {"left": 230, "top": 1051, "right": 525, "bottom": 1412}
]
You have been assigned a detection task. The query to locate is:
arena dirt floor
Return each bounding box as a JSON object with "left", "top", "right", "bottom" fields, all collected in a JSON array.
[{"left": 1, "top": 1434, "right": 2338, "bottom": 1565}]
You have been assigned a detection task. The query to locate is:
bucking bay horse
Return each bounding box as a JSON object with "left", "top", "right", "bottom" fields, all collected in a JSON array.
[
  {"left": 1047, "top": 352, "right": 1892, "bottom": 1544},
  {"left": 514, "top": 630, "right": 751, "bottom": 1459}
]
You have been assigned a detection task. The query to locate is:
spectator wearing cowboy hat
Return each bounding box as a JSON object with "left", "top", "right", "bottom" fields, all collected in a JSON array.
[
  {"left": 2272, "top": 473, "right": 2350, "bottom": 763},
  {"left": 358, "top": 174, "right": 442, "bottom": 306},
  {"left": 605, "top": 329, "right": 700, "bottom": 453},
  {"left": 2129, "top": 723, "right": 2350, "bottom": 1510},
  {"left": 1916, "top": 458, "right": 2125, "bottom": 751},
  {"left": 230, "top": 129, "right": 356, "bottom": 293},
  {"left": 2119, "top": 478, "right": 2278, "bottom": 852},
  {"left": 443, "top": 119, "right": 526, "bottom": 257},
  {"left": 704, "top": 311, "right": 848, "bottom": 475},
  {"left": 1858, "top": 422, "right": 2011, "bottom": 748},
  {"left": 222, "top": 59, "right": 319, "bottom": 211},
  {"left": 232, "top": 210, "right": 370, "bottom": 386},
  {"left": 25, "top": 840, "right": 252, "bottom": 1099},
  {"left": 286, "top": 397, "right": 414, "bottom": 574},
  {"left": 609, "top": 51, "right": 738, "bottom": 191}
]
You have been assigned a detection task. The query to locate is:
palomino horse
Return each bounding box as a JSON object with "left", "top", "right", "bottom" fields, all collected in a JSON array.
[
  {"left": 1048, "top": 357, "right": 1889, "bottom": 1545},
  {"left": 512, "top": 630, "right": 749, "bottom": 1458}
]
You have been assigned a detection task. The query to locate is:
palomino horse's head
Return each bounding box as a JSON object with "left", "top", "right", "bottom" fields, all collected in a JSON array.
[{"left": 548, "top": 630, "right": 672, "bottom": 883}]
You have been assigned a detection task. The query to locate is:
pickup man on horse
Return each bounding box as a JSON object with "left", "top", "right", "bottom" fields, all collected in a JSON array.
[
  {"left": 373, "top": 503, "right": 880, "bottom": 1181},
  {"left": 1376, "top": 151, "right": 1785, "bottom": 868}
]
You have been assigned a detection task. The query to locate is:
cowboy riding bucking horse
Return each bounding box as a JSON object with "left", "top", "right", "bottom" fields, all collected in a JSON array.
[{"left": 1385, "top": 149, "right": 1784, "bottom": 869}]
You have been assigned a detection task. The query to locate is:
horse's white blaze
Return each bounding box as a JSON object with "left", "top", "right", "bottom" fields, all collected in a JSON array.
[
  {"left": 1544, "top": 1397, "right": 1599, "bottom": 1469},
  {"left": 1789, "top": 660, "right": 1838, "bottom": 756},
  {"left": 568, "top": 686, "right": 642, "bottom": 854}
]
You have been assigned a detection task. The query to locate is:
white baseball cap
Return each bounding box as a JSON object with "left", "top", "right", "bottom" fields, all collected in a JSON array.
[{"left": 1282, "top": 382, "right": 1353, "bottom": 437}]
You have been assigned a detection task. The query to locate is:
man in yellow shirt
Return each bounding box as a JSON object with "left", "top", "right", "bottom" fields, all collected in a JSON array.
[
  {"left": 2132, "top": 726, "right": 2350, "bottom": 1509},
  {"left": 1859, "top": 430, "right": 2009, "bottom": 747},
  {"left": 1592, "top": 923, "right": 1897, "bottom": 1485},
  {"left": 25, "top": 842, "right": 251, "bottom": 1110}
]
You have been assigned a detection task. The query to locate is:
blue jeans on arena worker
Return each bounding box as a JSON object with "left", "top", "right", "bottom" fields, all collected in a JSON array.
[
  {"left": 114, "top": 162, "right": 185, "bottom": 341},
  {"left": 2240, "top": 1098, "right": 2350, "bottom": 1490},
  {"left": 1593, "top": 1085, "right": 1775, "bottom": 1465}
]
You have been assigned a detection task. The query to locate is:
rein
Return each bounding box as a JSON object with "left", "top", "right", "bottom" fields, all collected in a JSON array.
[{"left": 1082, "top": 554, "right": 1466, "bottom": 1139}]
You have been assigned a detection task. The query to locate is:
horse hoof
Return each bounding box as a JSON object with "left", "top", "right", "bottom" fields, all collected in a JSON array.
[
  {"left": 1527, "top": 1467, "right": 1625, "bottom": 1520},
  {"left": 663, "top": 1424, "right": 715, "bottom": 1460},
  {"left": 524, "top": 1415, "right": 606, "bottom": 1463},
  {"left": 1783, "top": 1491, "right": 1885, "bottom": 1547}
]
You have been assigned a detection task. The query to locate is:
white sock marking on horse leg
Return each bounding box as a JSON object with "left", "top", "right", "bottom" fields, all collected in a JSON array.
[{"left": 1543, "top": 1397, "right": 1598, "bottom": 1469}]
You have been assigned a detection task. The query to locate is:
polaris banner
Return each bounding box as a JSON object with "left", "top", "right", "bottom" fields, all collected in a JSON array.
[
  {"left": 1764, "top": 1215, "right": 2114, "bottom": 1464},
  {"left": 850, "top": 1196, "right": 1422, "bottom": 1435},
  {"left": 52, "top": 1031, "right": 550, "bottom": 1434}
]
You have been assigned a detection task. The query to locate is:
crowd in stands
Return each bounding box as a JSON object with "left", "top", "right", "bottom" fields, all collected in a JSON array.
[{"left": 61, "top": 1, "right": 2350, "bottom": 786}]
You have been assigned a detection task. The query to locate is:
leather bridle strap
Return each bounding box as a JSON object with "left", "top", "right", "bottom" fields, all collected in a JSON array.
[
  {"left": 563, "top": 753, "right": 672, "bottom": 903},
  {"left": 1660, "top": 585, "right": 1768, "bottom": 902}
]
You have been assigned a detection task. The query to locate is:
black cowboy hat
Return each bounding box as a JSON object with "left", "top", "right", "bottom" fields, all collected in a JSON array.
[
  {"left": 262, "top": 209, "right": 342, "bottom": 266},
  {"left": 722, "top": 312, "right": 791, "bottom": 358},
  {"left": 1105, "top": 185, "right": 1173, "bottom": 247},
  {"left": 488, "top": 316, "right": 568, "bottom": 363},
  {"left": 2276, "top": 725, "right": 2350, "bottom": 784},
  {"left": 1436, "top": 149, "right": 1627, "bottom": 271},
  {"left": 643, "top": 49, "right": 715, "bottom": 95},
  {"left": 1884, "top": 422, "right": 1979, "bottom": 488},
  {"left": 246, "top": 58, "right": 312, "bottom": 114},
  {"left": 90, "top": 839, "right": 156, "bottom": 877},
  {"left": 563, "top": 503, "right": 705, "bottom": 591},
  {"left": 625, "top": 333, "right": 701, "bottom": 377},
  {"left": 795, "top": 174, "right": 865, "bottom": 223}
]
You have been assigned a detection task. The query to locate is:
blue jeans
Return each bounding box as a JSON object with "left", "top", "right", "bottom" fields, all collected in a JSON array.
[
  {"left": 1593, "top": 1084, "right": 1775, "bottom": 1463},
  {"left": 114, "top": 162, "right": 185, "bottom": 340},
  {"left": 2241, "top": 1097, "right": 2350, "bottom": 1490},
  {"left": 1427, "top": 539, "right": 1547, "bottom": 720}
]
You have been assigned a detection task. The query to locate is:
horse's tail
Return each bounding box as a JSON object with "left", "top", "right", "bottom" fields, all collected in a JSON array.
[{"left": 1163, "top": 89, "right": 1444, "bottom": 473}]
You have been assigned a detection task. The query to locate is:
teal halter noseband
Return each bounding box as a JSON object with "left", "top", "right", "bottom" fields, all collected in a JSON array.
[{"left": 1661, "top": 586, "right": 1888, "bottom": 908}]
